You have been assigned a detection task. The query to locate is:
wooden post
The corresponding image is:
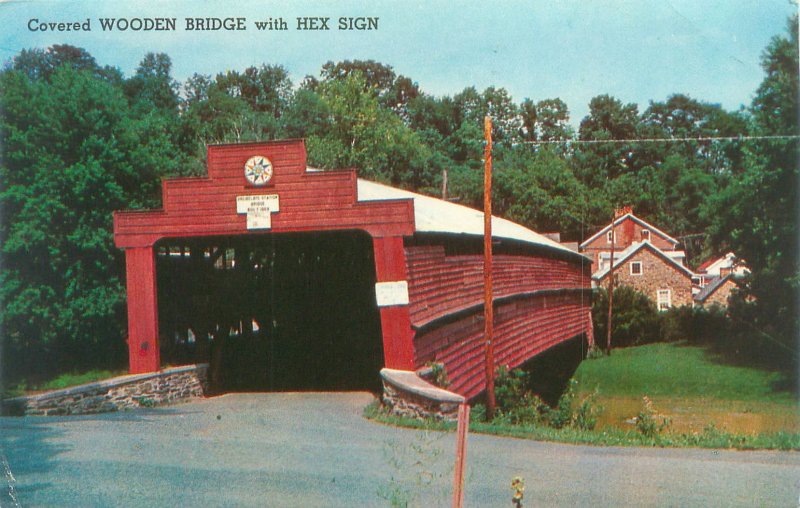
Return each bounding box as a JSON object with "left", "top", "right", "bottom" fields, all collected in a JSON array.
[
  {"left": 451, "top": 403, "right": 470, "bottom": 508},
  {"left": 124, "top": 246, "right": 160, "bottom": 373},
  {"left": 372, "top": 235, "right": 415, "bottom": 370},
  {"left": 606, "top": 213, "right": 616, "bottom": 356},
  {"left": 483, "top": 116, "right": 496, "bottom": 419}
]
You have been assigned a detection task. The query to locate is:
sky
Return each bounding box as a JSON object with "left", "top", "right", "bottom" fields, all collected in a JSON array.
[{"left": 0, "top": 0, "right": 796, "bottom": 126}]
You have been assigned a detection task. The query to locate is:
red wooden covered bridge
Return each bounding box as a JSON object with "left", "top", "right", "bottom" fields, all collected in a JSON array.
[{"left": 114, "top": 139, "right": 593, "bottom": 400}]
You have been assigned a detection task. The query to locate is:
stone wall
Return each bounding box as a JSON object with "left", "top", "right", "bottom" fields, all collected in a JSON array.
[
  {"left": 380, "top": 368, "right": 464, "bottom": 421},
  {"left": 700, "top": 278, "right": 737, "bottom": 308},
  {"left": 610, "top": 248, "right": 693, "bottom": 308},
  {"left": 2, "top": 364, "right": 208, "bottom": 416}
]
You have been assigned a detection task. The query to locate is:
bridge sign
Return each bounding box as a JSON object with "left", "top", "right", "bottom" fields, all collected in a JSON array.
[{"left": 237, "top": 194, "right": 280, "bottom": 229}]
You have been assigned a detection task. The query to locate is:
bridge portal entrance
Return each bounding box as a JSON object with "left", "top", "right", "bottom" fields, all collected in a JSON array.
[{"left": 155, "top": 230, "right": 383, "bottom": 392}]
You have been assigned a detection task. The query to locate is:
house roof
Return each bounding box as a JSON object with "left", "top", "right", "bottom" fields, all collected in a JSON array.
[
  {"left": 694, "top": 274, "right": 737, "bottom": 303},
  {"left": 696, "top": 252, "right": 735, "bottom": 274},
  {"left": 580, "top": 213, "right": 680, "bottom": 249},
  {"left": 592, "top": 241, "right": 695, "bottom": 280},
  {"left": 356, "top": 178, "right": 589, "bottom": 261}
]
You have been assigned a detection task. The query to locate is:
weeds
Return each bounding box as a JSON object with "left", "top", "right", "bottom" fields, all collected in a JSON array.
[
  {"left": 635, "top": 396, "right": 671, "bottom": 438},
  {"left": 377, "top": 431, "right": 448, "bottom": 507},
  {"left": 493, "top": 369, "right": 602, "bottom": 431}
]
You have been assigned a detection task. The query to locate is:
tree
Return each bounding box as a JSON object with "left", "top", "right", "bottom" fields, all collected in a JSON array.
[
  {"left": 637, "top": 94, "right": 748, "bottom": 175},
  {"left": 212, "top": 64, "right": 293, "bottom": 117},
  {"left": 282, "top": 89, "right": 332, "bottom": 139},
  {"left": 704, "top": 16, "right": 799, "bottom": 363},
  {"left": 574, "top": 94, "right": 640, "bottom": 186},
  {"left": 492, "top": 148, "right": 600, "bottom": 240},
  {"left": 12, "top": 44, "right": 121, "bottom": 84},
  {"left": 311, "top": 72, "right": 434, "bottom": 188},
  {"left": 124, "top": 52, "right": 180, "bottom": 113},
  {"left": 0, "top": 65, "right": 183, "bottom": 383},
  {"left": 534, "top": 98, "right": 574, "bottom": 142},
  {"left": 320, "top": 59, "right": 419, "bottom": 117}
]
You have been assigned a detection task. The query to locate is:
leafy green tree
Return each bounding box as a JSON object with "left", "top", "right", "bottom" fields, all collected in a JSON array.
[
  {"left": 574, "top": 94, "right": 639, "bottom": 186},
  {"left": 534, "top": 98, "right": 574, "bottom": 142},
  {"left": 124, "top": 52, "right": 180, "bottom": 113},
  {"left": 519, "top": 98, "right": 538, "bottom": 141},
  {"left": 185, "top": 72, "right": 211, "bottom": 101},
  {"left": 637, "top": 94, "right": 747, "bottom": 175},
  {"left": 282, "top": 89, "right": 332, "bottom": 139},
  {"left": 320, "top": 59, "right": 419, "bottom": 117},
  {"left": 212, "top": 64, "right": 292, "bottom": 117},
  {"left": 592, "top": 286, "right": 661, "bottom": 348},
  {"left": 0, "top": 64, "right": 184, "bottom": 383},
  {"left": 496, "top": 148, "right": 600, "bottom": 239},
  {"left": 704, "top": 16, "right": 799, "bottom": 361},
  {"left": 311, "top": 72, "right": 434, "bottom": 188},
  {"left": 12, "top": 44, "right": 122, "bottom": 84}
]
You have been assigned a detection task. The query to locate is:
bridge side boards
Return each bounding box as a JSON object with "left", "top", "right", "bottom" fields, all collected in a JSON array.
[{"left": 114, "top": 140, "right": 593, "bottom": 399}]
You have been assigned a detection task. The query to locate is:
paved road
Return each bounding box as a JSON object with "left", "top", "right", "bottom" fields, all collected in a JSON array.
[{"left": 1, "top": 393, "right": 798, "bottom": 507}]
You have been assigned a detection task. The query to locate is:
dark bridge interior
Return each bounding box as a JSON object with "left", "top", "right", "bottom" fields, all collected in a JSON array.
[{"left": 155, "top": 230, "right": 384, "bottom": 393}]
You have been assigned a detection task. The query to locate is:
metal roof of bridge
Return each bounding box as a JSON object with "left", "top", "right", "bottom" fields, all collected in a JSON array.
[{"left": 356, "top": 178, "right": 587, "bottom": 260}]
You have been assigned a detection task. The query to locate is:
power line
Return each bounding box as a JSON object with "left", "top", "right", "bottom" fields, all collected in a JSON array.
[{"left": 516, "top": 134, "right": 800, "bottom": 146}]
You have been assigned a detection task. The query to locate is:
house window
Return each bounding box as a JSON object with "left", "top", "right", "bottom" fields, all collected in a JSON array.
[
  {"left": 630, "top": 261, "right": 643, "bottom": 275},
  {"left": 607, "top": 230, "right": 615, "bottom": 243},
  {"left": 657, "top": 289, "right": 671, "bottom": 311},
  {"left": 641, "top": 229, "right": 650, "bottom": 241}
]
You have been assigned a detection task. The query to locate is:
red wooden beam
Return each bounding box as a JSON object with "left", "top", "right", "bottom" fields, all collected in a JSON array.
[
  {"left": 372, "top": 236, "right": 415, "bottom": 370},
  {"left": 124, "top": 246, "right": 160, "bottom": 373}
]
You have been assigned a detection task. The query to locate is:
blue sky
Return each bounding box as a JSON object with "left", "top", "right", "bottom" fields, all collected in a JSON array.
[{"left": 0, "top": 0, "right": 795, "bottom": 126}]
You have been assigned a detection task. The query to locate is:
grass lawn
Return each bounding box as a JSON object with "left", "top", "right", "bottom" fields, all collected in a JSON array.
[
  {"left": 573, "top": 342, "right": 798, "bottom": 434},
  {"left": 3, "top": 369, "right": 126, "bottom": 398}
]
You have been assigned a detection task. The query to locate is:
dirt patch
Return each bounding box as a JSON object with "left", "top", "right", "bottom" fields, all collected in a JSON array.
[{"left": 589, "top": 395, "right": 799, "bottom": 434}]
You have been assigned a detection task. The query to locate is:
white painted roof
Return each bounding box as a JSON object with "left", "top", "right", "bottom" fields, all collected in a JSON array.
[{"left": 356, "top": 178, "right": 586, "bottom": 259}]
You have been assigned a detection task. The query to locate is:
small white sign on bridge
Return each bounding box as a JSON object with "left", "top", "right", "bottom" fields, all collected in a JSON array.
[
  {"left": 375, "top": 281, "right": 410, "bottom": 307},
  {"left": 237, "top": 194, "right": 280, "bottom": 230}
]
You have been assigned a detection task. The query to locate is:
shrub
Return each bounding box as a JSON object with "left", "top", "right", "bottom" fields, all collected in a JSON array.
[
  {"left": 635, "top": 396, "right": 671, "bottom": 438},
  {"left": 549, "top": 378, "right": 577, "bottom": 429},
  {"left": 491, "top": 368, "right": 602, "bottom": 429},
  {"left": 423, "top": 361, "right": 450, "bottom": 389},
  {"left": 593, "top": 286, "right": 660, "bottom": 348},
  {"left": 573, "top": 389, "right": 601, "bottom": 430},
  {"left": 494, "top": 366, "right": 550, "bottom": 425}
]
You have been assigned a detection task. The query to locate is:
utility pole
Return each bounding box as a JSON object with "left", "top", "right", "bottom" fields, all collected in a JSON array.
[
  {"left": 483, "top": 116, "right": 496, "bottom": 419},
  {"left": 606, "top": 211, "right": 616, "bottom": 356},
  {"left": 442, "top": 167, "right": 448, "bottom": 201}
]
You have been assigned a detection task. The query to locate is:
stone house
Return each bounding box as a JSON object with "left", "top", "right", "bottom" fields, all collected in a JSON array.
[
  {"left": 580, "top": 208, "right": 694, "bottom": 310},
  {"left": 694, "top": 252, "right": 749, "bottom": 288},
  {"left": 580, "top": 208, "right": 686, "bottom": 273},
  {"left": 694, "top": 274, "right": 740, "bottom": 308},
  {"left": 592, "top": 241, "right": 694, "bottom": 310}
]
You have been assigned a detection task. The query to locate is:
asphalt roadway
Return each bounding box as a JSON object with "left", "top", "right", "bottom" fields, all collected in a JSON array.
[{"left": 1, "top": 392, "right": 798, "bottom": 507}]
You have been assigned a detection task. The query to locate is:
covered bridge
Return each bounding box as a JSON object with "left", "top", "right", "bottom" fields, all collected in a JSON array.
[{"left": 114, "top": 139, "right": 593, "bottom": 400}]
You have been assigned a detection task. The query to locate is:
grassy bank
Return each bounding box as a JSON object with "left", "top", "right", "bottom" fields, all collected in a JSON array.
[
  {"left": 366, "top": 342, "right": 800, "bottom": 450},
  {"left": 574, "top": 342, "right": 795, "bottom": 402},
  {"left": 2, "top": 369, "right": 125, "bottom": 399},
  {"left": 575, "top": 342, "right": 798, "bottom": 435}
]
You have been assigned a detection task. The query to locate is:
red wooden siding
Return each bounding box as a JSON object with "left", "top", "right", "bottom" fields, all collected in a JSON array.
[
  {"left": 414, "top": 294, "right": 590, "bottom": 400},
  {"left": 115, "top": 140, "right": 414, "bottom": 248},
  {"left": 405, "top": 244, "right": 592, "bottom": 400},
  {"left": 405, "top": 245, "right": 590, "bottom": 328}
]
